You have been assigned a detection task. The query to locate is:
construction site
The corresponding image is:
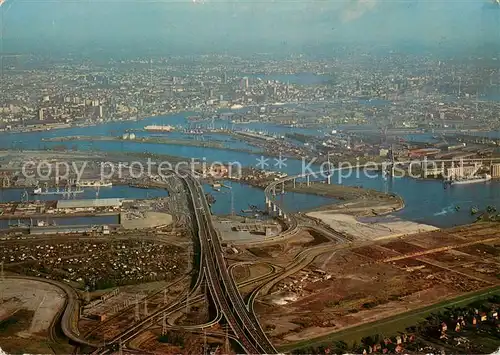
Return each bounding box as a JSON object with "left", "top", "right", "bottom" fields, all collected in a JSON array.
[{"left": 237, "top": 222, "right": 500, "bottom": 350}]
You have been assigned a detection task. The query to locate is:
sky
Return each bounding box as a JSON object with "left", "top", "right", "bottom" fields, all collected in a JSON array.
[{"left": 0, "top": 0, "right": 499, "bottom": 55}]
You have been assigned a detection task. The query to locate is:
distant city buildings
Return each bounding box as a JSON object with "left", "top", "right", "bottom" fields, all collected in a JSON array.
[{"left": 0, "top": 53, "right": 499, "bottom": 133}]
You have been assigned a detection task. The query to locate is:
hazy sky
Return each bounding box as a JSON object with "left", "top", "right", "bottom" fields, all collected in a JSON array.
[{"left": 1, "top": 0, "right": 499, "bottom": 54}]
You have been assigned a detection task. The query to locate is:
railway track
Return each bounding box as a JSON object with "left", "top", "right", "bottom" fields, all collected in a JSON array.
[{"left": 83, "top": 274, "right": 191, "bottom": 342}]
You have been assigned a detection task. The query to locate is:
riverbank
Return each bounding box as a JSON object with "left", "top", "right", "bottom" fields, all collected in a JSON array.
[
  {"left": 43, "top": 135, "right": 228, "bottom": 149},
  {"left": 280, "top": 181, "right": 438, "bottom": 240},
  {"left": 42, "top": 135, "right": 288, "bottom": 157},
  {"left": 3, "top": 108, "right": 187, "bottom": 135},
  {"left": 285, "top": 181, "right": 404, "bottom": 216}
]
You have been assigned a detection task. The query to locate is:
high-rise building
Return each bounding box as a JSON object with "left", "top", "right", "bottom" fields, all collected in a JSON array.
[
  {"left": 241, "top": 77, "right": 249, "bottom": 89},
  {"left": 38, "top": 108, "right": 44, "bottom": 121}
]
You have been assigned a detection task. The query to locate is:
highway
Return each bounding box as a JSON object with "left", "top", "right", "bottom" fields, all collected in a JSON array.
[
  {"left": 182, "top": 174, "right": 278, "bottom": 354},
  {"left": 29, "top": 168, "right": 278, "bottom": 354}
]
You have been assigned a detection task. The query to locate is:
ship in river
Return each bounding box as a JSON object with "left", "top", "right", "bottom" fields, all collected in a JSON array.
[
  {"left": 183, "top": 128, "right": 205, "bottom": 135},
  {"left": 32, "top": 186, "right": 84, "bottom": 195},
  {"left": 451, "top": 174, "right": 492, "bottom": 185},
  {"left": 144, "top": 124, "right": 175, "bottom": 132}
]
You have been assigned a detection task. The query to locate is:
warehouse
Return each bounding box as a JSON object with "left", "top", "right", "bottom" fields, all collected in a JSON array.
[
  {"left": 29, "top": 225, "right": 96, "bottom": 235},
  {"left": 29, "top": 224, "right": 112, "bottom": 235},
  {"left": 56, "top": 198, "right": 123, "bottom": 210}
]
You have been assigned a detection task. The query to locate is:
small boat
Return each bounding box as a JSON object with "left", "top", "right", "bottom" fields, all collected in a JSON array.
[
  {"left": 455, "top": 206, "right": 461, "bottom": 211},
  {"left": 471, "top": 206, "right": 479, "bottom": 215}
]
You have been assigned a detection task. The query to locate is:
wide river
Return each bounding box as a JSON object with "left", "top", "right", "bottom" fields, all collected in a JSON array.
[{"left": 0, "top": 111, "right": 499, "bottom": 228}]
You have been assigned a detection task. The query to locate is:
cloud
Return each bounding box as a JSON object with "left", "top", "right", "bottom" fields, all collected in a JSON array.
[{"left": 341, "top": 0, "right": 377, "bottom": 22}]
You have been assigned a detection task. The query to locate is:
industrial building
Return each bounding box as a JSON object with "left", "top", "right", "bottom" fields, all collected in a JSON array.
[
  {"left": 30, "top": 225, "right": 95, "bottom": 235},
  {"left": 56, "top": 198, "right": 123, "bottom": 210},
  {"left": 29, "top": 224, "right": 111, "bottom": 235},
  {"left": 492, "top": 164, "right": 500, "bottom": 178},
  {"left": 232, "top": 223, "right": 278, "bottom": 236},
  {"left": 446, "top": 165, "right": 481, "bottom": 179}
]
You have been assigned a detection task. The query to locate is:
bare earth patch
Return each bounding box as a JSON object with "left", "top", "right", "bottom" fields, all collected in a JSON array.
[
  {"left": 0, "top": 279, "right": 66, "bottom": 336},
  {"left": 306, "top": 211, "right": 438, "bottom": 240}
]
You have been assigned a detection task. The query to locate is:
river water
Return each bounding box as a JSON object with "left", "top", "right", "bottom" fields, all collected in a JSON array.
[{"left": 0, "top": 110, "right": 498, "bottom": 228}]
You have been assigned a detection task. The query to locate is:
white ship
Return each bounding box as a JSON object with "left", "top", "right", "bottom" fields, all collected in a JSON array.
[
  {"left": 144, "top": 124, "right": 175, "bottom": 132},
  {"left": 76, "top": 180, "right": 112, "bottom": 187},
  {"left": 451, "top": 174, "right": 492, "bottom": 185},
  {"left": 32, "top": 186, "right": 84, "bottom": 195}
]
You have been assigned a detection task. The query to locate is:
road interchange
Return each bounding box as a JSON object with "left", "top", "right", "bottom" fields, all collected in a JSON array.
[{"left": 182, "top": 173, "right": 278, "bottom": 354}]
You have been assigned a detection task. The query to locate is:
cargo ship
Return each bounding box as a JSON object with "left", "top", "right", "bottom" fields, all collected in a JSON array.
[
  {"left": 451, "top": 174, "right": 492, "bottom": 185},
  {"left": 144, "top": 125, "right": 175, "bottom": 132},
  {"left": 32, "top": 186, "right": 84, "bottom": 195}
]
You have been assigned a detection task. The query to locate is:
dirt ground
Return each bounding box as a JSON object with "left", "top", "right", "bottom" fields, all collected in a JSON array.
[
  {"left": 309, "top": 198, "right": 403, "bottom": 216},
  {"left": 121, "top": 211, "right": 173, "bottom": 229},
  {"left": 253, "top": 223, "right": 500, "bottom": 346},
  {"left": 286, "top": 182, "right": 399, "bottom": 205},
  {"left": 0, "top": 279, "right": 66, "bottom": 336},
  {"left": 0, "top": 278, "right": 72, "bottom": 354},
  {"left": 231, "top": 263, "right": 274, "bottom": 284},
  {"left": 238, "top": 229, "right": 330, "bottom": 265},
  {"left": 306, "top": 211, "right": 438, "bottom": 240}
]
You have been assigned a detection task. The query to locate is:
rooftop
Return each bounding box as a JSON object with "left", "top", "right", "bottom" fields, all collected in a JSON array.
[{"left": 56, "top": 198, "right": 123, "bottom": 209}]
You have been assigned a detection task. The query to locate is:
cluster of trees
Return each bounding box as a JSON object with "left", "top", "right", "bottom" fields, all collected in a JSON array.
[{"left": 158, "top": 330, "right": 186, "bottom": 347}]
